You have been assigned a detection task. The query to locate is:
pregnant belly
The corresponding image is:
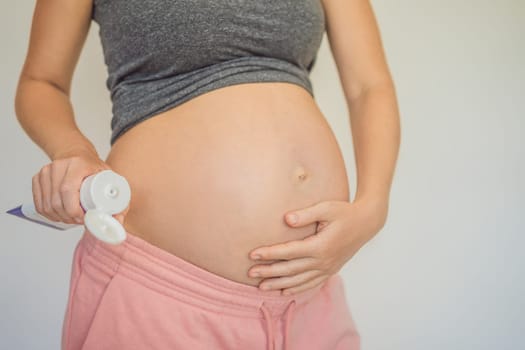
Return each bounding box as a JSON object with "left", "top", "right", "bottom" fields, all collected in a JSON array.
[{"left": 104, "top": 82, "right": 350, "bottom": 287}]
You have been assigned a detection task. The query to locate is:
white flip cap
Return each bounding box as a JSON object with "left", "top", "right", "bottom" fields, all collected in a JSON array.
[{"left": 84, "top": 208, "right": 126, "bottom": 245}]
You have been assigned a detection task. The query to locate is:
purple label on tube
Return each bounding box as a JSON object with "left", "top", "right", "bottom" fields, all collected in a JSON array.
[{"left": 6, "top": 205, "right": 70, "bottom": 230}]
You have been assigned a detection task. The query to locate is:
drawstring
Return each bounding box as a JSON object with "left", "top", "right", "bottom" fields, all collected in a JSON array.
[
  {"left": 260, "top": 302, "right": 274, "bottom": 350},
  {"left": 283, "top": 300, "right": 296, "bottom": 349},
  {"left": 259, "top": 299, "right": 297, "bottom": 350}
]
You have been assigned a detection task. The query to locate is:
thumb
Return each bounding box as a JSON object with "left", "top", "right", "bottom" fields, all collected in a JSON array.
[{"left": 284, "top": 201, "right": 335, "bottom": 228}]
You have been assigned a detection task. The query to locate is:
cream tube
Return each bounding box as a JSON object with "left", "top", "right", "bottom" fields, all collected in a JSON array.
[{"left": 6, "top": 170, "right": 131, "bottom": 245}]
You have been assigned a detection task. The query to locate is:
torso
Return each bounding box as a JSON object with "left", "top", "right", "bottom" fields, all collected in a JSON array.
[{"left": 104, "top": 82, "right": 350, "bottom": 287}]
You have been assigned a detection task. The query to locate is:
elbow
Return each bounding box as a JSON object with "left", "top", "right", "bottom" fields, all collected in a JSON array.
[
  {"left": 14, "top": 77, "right": 27, "bottom": 122},
  {"left": 347, "top": 77, "right": 396, "bottom": 103},
  {"left": 14, "top": 73, "right": 70, "bottom": 121},
  {"left": 14, "top": 77, "right": 34, "bottom": 123}
]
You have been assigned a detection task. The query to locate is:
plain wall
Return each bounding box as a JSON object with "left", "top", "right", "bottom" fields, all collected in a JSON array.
[{"left": 1, "top": 1, "right": 523, "bottom": 349}]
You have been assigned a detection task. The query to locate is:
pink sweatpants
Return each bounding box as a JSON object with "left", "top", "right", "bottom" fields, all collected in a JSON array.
[{"left": 61, "top": 229, "right": 361, "bottom": 350}]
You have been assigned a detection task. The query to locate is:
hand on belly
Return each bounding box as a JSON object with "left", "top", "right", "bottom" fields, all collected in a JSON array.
[{"left": 247, "top": 197, "right": 386, "bottom": 295}]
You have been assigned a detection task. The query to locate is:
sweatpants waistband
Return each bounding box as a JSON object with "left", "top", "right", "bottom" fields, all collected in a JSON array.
[{"left": 80, "top": 228, "right": 328, "bottom": 319}]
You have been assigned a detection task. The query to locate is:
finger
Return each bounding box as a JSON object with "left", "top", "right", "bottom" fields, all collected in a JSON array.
[
  {"left": 250, "top": 235, "right": 319, "bottom": 261},
  {"left": 39, "top": 165, "right": 62, "bottom": 222},
  {"left": 32, "top": 174, "right": 43, "bottom": 215},
  {"left": 281, "top": 274, "right": 329, "bottom": 296},
  {"left": 61, "top": 162, "right": 86, "bottom": 224},
  {"left": 284, "top": 200, "right": 339, "bottom": 228},
  {"left": 50, "top": 161, "right": 73, "bottom": 223},
  {"left": 249, "top": 257, "right": 316, "bottom": 279},
  {"left": 258, "top": 269, "right": 320, "bottom": 291}
]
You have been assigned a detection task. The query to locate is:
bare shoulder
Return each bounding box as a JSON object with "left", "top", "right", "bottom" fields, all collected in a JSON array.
[
  {"left": 320, "top": 0, "right": 394, "bottom": 100},
  {"left": 18, "top": 0, "right": 94, "bottom": 95}
]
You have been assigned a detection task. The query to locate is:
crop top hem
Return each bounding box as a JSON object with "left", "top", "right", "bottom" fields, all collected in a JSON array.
[{"left": 109, "top": 56, "right": 315, "bottom": 146}]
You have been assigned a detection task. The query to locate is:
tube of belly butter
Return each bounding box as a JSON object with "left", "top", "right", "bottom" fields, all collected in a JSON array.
[{"left": 6, "top": 170, "right": 131, "bottom": 245}]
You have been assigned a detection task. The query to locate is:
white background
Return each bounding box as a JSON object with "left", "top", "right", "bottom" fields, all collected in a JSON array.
[{"left": 1, "top": 1, "right": 523, "bottom": 349}]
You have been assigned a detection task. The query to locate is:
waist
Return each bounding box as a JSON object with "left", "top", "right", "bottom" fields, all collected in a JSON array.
[
  {"left": 79, "top": 227, "right": 331, "bottom": 317},
  {"left": 103, "top": 82, "right": 350, "bottom": 286}
]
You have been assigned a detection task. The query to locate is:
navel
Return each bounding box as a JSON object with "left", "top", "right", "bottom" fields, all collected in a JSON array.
[{"left": 293, "top": 164, "right": 309, "bottom": 183}]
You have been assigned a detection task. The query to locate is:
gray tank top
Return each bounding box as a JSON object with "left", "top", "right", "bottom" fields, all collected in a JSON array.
[{"left": 91, "top": 0, "right": 326, "bottom": 145}]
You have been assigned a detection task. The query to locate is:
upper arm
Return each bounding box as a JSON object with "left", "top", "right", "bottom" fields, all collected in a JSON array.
[
  {"left": 18, "top": 0, "right": 94, "bottom": 96},
  {"left": 321, "top": 0, "right": 394, "bottom": 101}
]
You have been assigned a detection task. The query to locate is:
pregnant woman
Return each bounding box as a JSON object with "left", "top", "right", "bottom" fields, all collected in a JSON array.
[{"left": 15, "top": 0, "right": 400, "bottom": 349}]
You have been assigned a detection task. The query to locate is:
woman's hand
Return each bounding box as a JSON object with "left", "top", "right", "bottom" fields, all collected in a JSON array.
[
  {"left": 247, "top": 198, "right": 388, "bottom": 295},
  {"left": 32, "top": 147, "right": 129, "bottom": 227}
]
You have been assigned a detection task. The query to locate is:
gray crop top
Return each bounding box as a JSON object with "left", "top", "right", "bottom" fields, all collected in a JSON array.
[{"left": 91, "top": 0, "right": 326, "bottom": 145}]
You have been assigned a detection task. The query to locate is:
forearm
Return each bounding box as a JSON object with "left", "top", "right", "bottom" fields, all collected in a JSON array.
[
  {"left": 347, "top": 81, "right": 401, "bottom": 207},
  {"left": 15, "top": 76, "right": 98, "bottom": 161}
]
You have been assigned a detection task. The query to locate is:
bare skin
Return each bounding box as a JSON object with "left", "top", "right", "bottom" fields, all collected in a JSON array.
[
  {"left": 16, "top": 0, "right": 400, "bottom": 291},
  {"left": 104, "top": 81, "right": 350, "bottom": 286}
]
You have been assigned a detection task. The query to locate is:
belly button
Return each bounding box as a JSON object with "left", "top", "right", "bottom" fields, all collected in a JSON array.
[{"left": 293, "top": 165, "right": 309, "bottom": 182}]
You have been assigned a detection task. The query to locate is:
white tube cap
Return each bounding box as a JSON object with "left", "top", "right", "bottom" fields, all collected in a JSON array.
[
  {"left": 84, "top": 209, "right": 126, "bottom": 245},
  {"left": 80, "top": 170, "right": 131, "bottom": 214}
]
